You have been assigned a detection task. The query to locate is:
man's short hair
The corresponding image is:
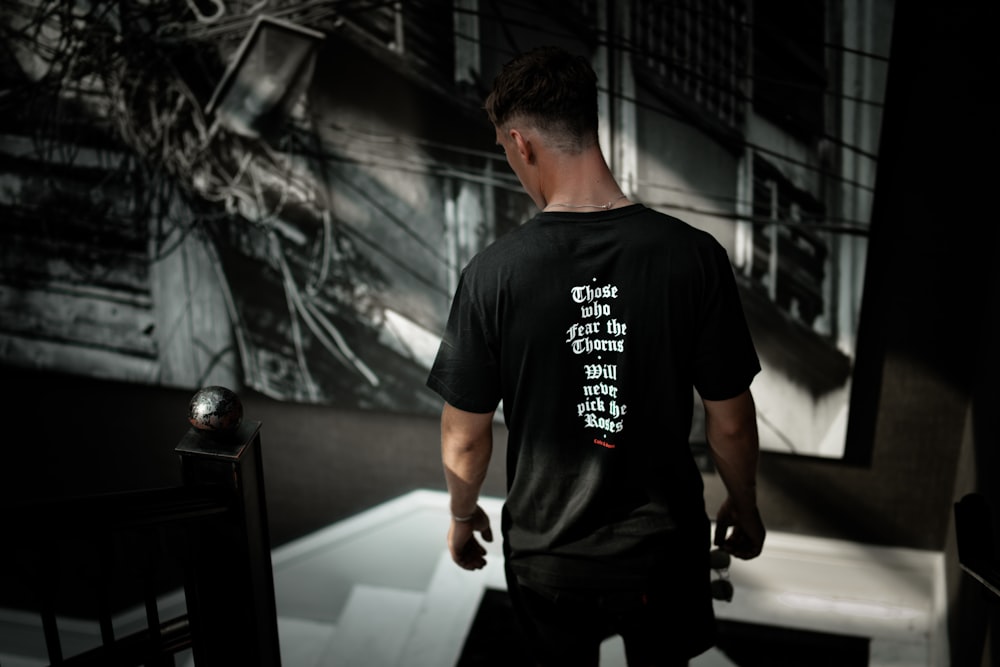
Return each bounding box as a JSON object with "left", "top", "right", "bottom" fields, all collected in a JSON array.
[{"left": 484, "top": 46, "right": 599, "bottom": 150}]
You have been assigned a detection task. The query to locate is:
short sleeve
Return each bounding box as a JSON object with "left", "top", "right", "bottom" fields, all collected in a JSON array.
[
  {"left": 691, "top": 243, "right": 761, "bottom": 401},
  {"left": 425, "top": 271, "right": 502, "bottom": 413}
]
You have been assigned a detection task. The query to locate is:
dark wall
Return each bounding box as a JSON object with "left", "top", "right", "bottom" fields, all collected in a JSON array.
[{"left": 2, "top": 364, "right": 506, "bottom": 549}]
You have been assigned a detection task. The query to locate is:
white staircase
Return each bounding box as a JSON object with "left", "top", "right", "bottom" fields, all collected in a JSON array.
[{"left": 0, "top": 489, "right": 943, "bottom": 666}]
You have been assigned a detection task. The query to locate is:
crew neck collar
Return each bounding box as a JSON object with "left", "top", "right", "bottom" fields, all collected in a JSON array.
[{"left": 536, "top": 203, "right": 644, "bottom": 220}]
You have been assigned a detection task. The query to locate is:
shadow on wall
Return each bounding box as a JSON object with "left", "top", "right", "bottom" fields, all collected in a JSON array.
[{"left": 2, "top": 363, "right": 507, "bottom": 550}]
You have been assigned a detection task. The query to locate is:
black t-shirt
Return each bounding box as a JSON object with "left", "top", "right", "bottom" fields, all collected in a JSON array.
[{"left": 427, "top": 204, "right": 760, "bottom": 589}]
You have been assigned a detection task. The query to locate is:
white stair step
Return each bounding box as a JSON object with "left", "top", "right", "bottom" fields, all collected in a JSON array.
[
  {"left": 278, "top": 616, "right": 337, "bottom": 667},
  {"left": 316, "top": 585, "right": 424, "bottom": 667},
  {"left": 690, "top": 647, "right": 740, "bottom": 666},
  {"left": 399, "top": 550, "right": 492, "bottom": 667}
]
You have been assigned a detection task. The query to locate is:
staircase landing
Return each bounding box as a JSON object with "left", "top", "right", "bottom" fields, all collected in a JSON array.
[{"left": 0, "top": 490, "right": 945, "bottom": 666}]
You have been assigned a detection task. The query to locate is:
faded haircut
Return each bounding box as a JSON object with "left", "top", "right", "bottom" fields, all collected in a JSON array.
[{"left": 484, "top": 46, "right": 599, "bottom": 152}]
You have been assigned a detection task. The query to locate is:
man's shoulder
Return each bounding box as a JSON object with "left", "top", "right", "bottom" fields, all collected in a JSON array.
[
  {"left": 628, "top": 206, "right": 711, "bottom": 235},
  {"left": 616, "top": 206, "right": 725, "bottom": 254},
  {"left": 464, "top": 217, "right": 544, "bottom": 268}
]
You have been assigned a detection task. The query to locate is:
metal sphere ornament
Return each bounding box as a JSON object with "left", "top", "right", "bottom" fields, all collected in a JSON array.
[{"left": 188, "top": 386, "right": 244, "bottom": 433}]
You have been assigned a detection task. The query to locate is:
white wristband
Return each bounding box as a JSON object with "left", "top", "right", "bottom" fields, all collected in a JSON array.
[{"left": 452, "top": 511, "right": 476, "bottom": 523}]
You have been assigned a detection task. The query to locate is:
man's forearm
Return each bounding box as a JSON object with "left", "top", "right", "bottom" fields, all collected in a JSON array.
[
  {"left": 708, "top": 429, "right": 759, "bottom": 511},
  {"left": 441, "top": 403, "right": 495, "bottom": 517},
  {"left": 704, "top": 390, "right": 760, "bottom": 510},
  {"left": 443, "top": 444, "right": 491, "bottom": 517}
]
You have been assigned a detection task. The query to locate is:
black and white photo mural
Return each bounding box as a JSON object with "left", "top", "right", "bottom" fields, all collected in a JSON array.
[{"left": 0, "top": 0, "right": 894, "bottom": 462}]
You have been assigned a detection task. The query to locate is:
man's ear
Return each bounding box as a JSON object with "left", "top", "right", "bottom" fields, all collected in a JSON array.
[{"left": 510, "top": 129, "right": 534, "bottom": 164}]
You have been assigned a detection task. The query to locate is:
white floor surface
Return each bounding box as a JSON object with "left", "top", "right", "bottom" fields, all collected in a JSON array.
[{"left": 0, "top": 489, "right": 947, "bottom": 666}]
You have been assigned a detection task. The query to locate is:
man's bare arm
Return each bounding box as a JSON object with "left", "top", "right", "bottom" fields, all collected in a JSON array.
[
  {"left": 703, "top": 389, "right": 765, "bottom": 560},
  {"left": 441, "top": 402, "right": 495, "bottom": 569}
]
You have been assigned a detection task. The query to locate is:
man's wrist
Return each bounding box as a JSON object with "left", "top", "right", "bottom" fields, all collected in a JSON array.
[{"left": 451, "top": 504, "right": 479, "bottom": 522}]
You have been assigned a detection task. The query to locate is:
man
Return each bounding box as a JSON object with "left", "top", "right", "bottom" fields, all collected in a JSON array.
[{"left": 426, "top": 46, "right": 764, "bottom": 666}]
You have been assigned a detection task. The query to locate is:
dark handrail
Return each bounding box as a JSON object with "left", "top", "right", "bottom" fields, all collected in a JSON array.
[
  {"left": 54, "top": 615, "right": 193, "bottom": 667},
  {"left": 177, "top": 416, "right": 282, "bottom": 667},
  {"left": 1, "top": 386, "right": 282, "bottom": 666},
  {"left": 7, "top": 485, "right": 232, "bottom": 536}
]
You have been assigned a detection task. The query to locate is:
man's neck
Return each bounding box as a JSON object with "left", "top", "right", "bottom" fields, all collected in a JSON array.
[{"left": 539, "top": 147, "right": 629, "bottom": 212}]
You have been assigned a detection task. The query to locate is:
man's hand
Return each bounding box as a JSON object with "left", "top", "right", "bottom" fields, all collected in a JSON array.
[
  {"left": 714, "top": 497, "right": 765, "bottom": 560},
  {"left": 448, "top": 505, "right": 494, "bottom": 570}
]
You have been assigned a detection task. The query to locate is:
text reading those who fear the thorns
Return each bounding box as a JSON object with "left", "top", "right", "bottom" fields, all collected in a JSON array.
[
  {"left": 568, "top": 282, "right": 627, "bottom": 439},
  {"left": 565, "top": 287, "right": 627, "bottom": 353}
]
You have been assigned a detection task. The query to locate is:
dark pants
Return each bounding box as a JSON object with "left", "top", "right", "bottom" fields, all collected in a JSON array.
[{"left": 504, "top": 541, "right": 715, "bottom": 666}]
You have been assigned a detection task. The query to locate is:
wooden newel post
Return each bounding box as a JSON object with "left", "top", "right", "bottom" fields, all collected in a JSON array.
[{"left": 176, "top": 387, "right": 282, "bottom": 666}]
